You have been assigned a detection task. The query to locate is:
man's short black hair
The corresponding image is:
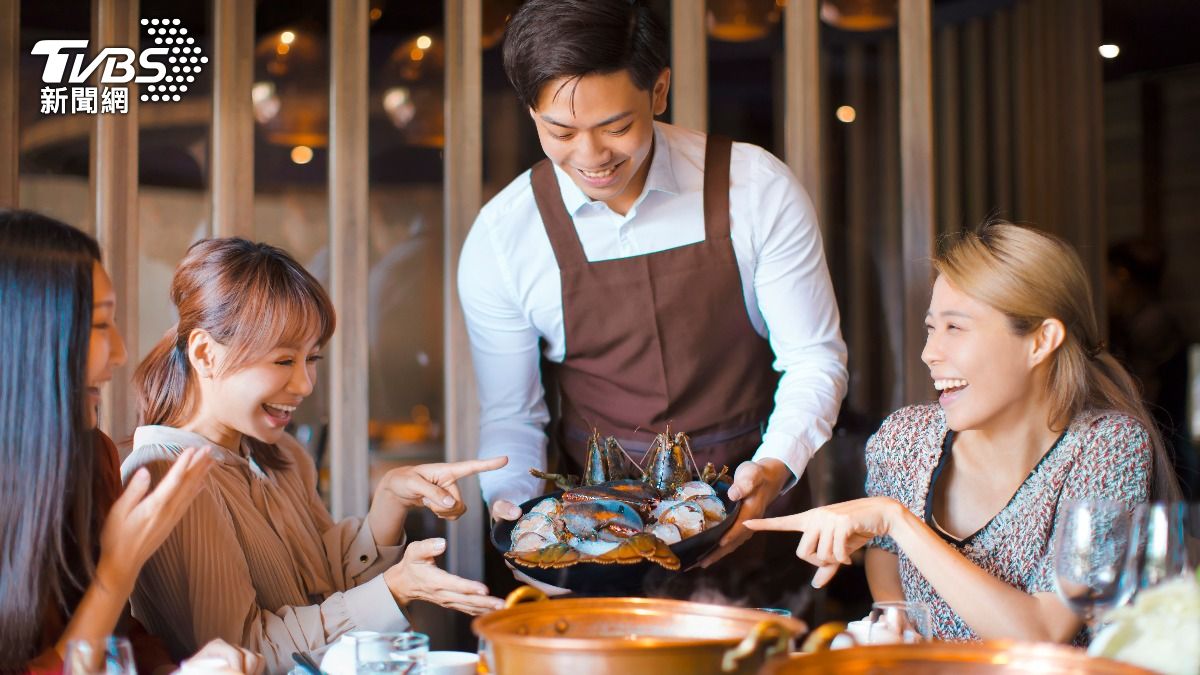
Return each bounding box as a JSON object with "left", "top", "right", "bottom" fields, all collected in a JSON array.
[{"left": 502, "top": 0, "right": 669, "bottom": 110}]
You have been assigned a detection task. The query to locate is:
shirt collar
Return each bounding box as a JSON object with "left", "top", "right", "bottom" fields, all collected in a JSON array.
[
  {"left": 551, "top": 121, "right": 679, "bottom": 216},
  {"left": 133, "top": 424, "right": 244, "bottom": 465}
]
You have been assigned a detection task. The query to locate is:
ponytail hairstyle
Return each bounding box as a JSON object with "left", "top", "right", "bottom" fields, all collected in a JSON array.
[
  {"left": 134, "top": 238, "right": 335, "bottom": 470},
  {"left": 934, "top": 220, "right": 1182, "bottom": 501},
  {"left": 0, "top": 210, "right": 101, "bottom": 667}
]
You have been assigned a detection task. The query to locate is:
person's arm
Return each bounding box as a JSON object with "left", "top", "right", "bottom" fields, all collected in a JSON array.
[
  {"left": 127, "top": 453, "right": 409, "bottom": 674},
  {"left": 746, "top": 149, "right": 848, "bottom": 484},
  {"left": 704, "top": 151, "right": 848, "bottom": 565},
  {"left": 282, "top": 432, "right": 409, "bottom": 589},
  {"left": 864, "top": 548, "right": 904, "bottom": 603},
  {"left": 39, "top": 447, "right": 215, "bottom": 665},
  {"left": 887, "top": 502, "right": 1082, "bottom": 641},
  {"left": 747, "top": 496, "right": 1082, "bottom": 641},
  {"left": 457, "top": 211, "right": 551, "bottom": 515},
  {"left": 748, "top": 415, "right": 1155, "bottom": 643}
]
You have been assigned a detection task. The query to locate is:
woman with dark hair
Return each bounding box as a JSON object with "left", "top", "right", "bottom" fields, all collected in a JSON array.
[
  {"left": 125, "top": 237, "right": 507, "bottom": 673},
  {"left": 747, "top": 222, "right": 1181, "bottom": 643},
  {"left": 0, "top": 210, "right": 259, "bottom": 673}
]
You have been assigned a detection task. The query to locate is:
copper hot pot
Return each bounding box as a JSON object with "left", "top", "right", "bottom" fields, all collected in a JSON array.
[{"left": 472, "top": 586, "right": 806, "bottom": 675}]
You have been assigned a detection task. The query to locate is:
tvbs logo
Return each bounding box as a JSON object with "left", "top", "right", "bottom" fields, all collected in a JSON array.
[{"left": 33, "top": 18, "right": 206, "bottom": 114}]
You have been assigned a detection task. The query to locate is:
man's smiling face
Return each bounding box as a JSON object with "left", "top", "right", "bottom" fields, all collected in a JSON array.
[{"left": 530, "top": 68, "right": 669, "bottom": 215}]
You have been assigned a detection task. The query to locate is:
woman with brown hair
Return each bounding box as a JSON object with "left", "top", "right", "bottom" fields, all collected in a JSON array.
[
  {"left": 0, "top": 210, "right": 258, "bottom": 673},
  {"left": 124, "top": 237, "right": 506, "bottom": 673},
  {"left": 746, "top": 221, "right": 1181, "bottom": 643}
]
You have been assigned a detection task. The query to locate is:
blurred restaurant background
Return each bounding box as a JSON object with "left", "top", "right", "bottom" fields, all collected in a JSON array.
[{"left": 3, "top": 0, "right": 1199, "bottom": 647}]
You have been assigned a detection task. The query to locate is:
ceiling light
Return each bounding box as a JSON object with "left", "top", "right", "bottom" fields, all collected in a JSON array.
[{"left": 291, "top": 145, "right": 313, "bottom": 165}]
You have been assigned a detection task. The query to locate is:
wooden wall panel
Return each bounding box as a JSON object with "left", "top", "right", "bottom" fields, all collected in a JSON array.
[
  {"left": 988, "top": 9, "right": 1013, "bottom": 216},
  {"left": 328, "top": 0, "right": 370, "bottom": 518},
  {"left": 1012, "top": 0, "right": 1034, "bottom": 220},
  {"left": 899, "top": 0, "right": 936, "bottom": 406},
  {"left": 845, "top": 43, "right": 869, "bottom": 414},
  {"left": 671, "top": 0, "right": 707, "bottom": 132},
  {"left": 1064, "top": 0, "right": 1106, "bottom": 324},
  {"left": 210, "top": 0, "right": 254, "bottom": 238},
  {"left": 935, "top": 26, "right": 960, "bottom": 235},
  {"left": 963, "top": 18, "right": 987, "bottom": 226},
  {"left": 0, "top": 0, "right": 17, "bottom": 207},
  {"left": 93, "top": 0, "right": 140, "bottom": 443},
  {"left": 784, "top": 0, "right": 823, "bottom": 228},
  {"left": 879, "top": 37, "right": 904, "bottom": 411},
  {"left": 444, "top": 0, "right": 484, "bottom": 582}
]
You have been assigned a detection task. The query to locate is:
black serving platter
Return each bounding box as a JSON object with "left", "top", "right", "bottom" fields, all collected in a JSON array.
[{"left": 490, "top": 480, "right": 740, "bottom": 595}]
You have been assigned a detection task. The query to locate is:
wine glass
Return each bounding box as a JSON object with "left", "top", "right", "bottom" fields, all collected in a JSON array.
[
  {"left": 1126, "top": 501, "right": 1193, "bottom": 600},
  {"left": 63, "top": 637, "right": 135, "bottom": 675},
  {"left": 1052, "top": 498, "right": 1136, "bottom": 626},
  {"left": 866, "top": 601, "right": 931, "bottom": 644}
]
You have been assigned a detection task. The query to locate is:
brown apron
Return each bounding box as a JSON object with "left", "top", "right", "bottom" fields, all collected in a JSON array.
[{"left": 529, "top": 135, "right": 812, "bottom": 607}]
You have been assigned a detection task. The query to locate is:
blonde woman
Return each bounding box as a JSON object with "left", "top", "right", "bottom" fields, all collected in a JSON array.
[{"left": 747, "top": 221, "right": 1180, "bottom": 643}]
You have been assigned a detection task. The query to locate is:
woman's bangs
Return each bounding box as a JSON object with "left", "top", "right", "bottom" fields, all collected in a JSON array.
[{"left": 225, "top": 283, "right": 335, "bottom": 369}]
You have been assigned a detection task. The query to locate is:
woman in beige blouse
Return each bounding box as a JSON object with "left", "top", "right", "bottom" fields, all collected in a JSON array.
[{"left": 123, "top": 238, "right": 506, "bottom": 673}]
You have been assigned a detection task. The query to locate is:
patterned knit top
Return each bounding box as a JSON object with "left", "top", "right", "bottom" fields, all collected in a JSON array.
[{"left": 865, "top": 403, "right": 1152, "bottom": 642}]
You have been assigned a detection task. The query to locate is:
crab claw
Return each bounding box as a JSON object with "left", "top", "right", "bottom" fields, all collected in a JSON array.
[
  {"left": 504, "top": 542, "right": 583, "bottom": 569},
  {"left": 592, "top": 532, "right": 681, "bottom": 570}
]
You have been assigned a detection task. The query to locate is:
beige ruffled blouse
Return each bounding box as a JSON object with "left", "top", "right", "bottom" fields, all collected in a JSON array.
[{"left": 123, "top": 426, "right": 407, "bottom": 674}]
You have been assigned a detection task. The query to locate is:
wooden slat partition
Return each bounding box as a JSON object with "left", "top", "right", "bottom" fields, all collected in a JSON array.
[
  {"left": 899, "top": 0, "right": 935, "bottom": 405},
  {"left": 1011, "top": 0, "right": 1033, "bottom": 221},
  {"left": 783, "top": 0, "right": 823, "bottom": 228},
  {"left": 210, "top": 0, "right": 254, "bottom": 238},
  {"left": 879, "top": 37, "right": 904, "bottom": 411},
  {"left": 1063, "top": 0, "right": 1106, "bottom": 324},
  {"left": 935, "top": 26, "right": 960, "bottom": 234},
  {"left": 963, "top": 18, "right": 987, "bottom": 225},
  {"left": 0, "top": 0, "right": 17, "bottom": 207},
  {"left": 444, "top": 0, "right": 484, "bottom": 582},
  {"left": 988, "top": 9, "right": 1013, "bottom": 216},
  {"left": 671, "top": 0, "right": 707, "bottom": 132},
  {"left": 328, "top": 0, "right": 370, "bottom": 519},
  {"left": 93, "top": 0, "right": 140, "bottom": 443},
  {"left": 1028, "top": 0, "right": 1049, "bottom": 224},
  {"left": 845, "top": 43, "right": 869, "bottom": 414}
]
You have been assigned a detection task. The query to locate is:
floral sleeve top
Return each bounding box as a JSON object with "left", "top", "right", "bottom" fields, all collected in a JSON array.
[{"left": 864, "top": 403, "right": 1152, "bottom": 641}]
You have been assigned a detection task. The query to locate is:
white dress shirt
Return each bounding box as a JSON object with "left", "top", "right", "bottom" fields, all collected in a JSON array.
[{"left": 459, "top": 122, "right": 848, "bottom": 507}]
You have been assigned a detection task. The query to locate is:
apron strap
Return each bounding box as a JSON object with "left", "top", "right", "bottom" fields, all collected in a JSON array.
[
  {"left": 702, "top": 135, "right": 733, "bottom": 241},
  {"left": 531, "top": 159, "right": 588, "bottom": 268}
]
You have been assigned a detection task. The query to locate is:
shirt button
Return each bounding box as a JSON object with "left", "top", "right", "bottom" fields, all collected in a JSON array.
[{"left": 360, "top": 554, "right": 369, "bottom": 563}]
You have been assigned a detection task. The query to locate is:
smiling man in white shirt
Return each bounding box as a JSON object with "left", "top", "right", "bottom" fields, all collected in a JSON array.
[{"left": 458, "top": 0, "right": 847, "bottom": 595}]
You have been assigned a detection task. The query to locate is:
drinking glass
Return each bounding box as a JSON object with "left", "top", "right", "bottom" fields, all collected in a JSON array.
[
  {"left": 866, "top": 601, "right": 931, "bottom": 644},
  {"left": 1052, "top": 498, "right": 1136, "bottom": 625},
  {"left": 475, "top": 635, "right": 493, "bottom": 675},
  {"left": 63, "top": 637, "right": 135, "bottom": 675},
  {"left": 1126, "top": 501, "right": 1193, "bottom": 600},
  {"left": 355, "top": 632, "right": 429, "bottom": 674}
]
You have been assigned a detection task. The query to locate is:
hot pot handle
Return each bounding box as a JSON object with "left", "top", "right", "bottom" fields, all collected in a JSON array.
[
  {"left": 504, "top": 586, "right": 549, "bottom": 608},
  {"left": 720, "top": 619, "right": 792, "bottom": 673},
  {"left": 799, "top": 621, "right": 851, "bottom": 653}
]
